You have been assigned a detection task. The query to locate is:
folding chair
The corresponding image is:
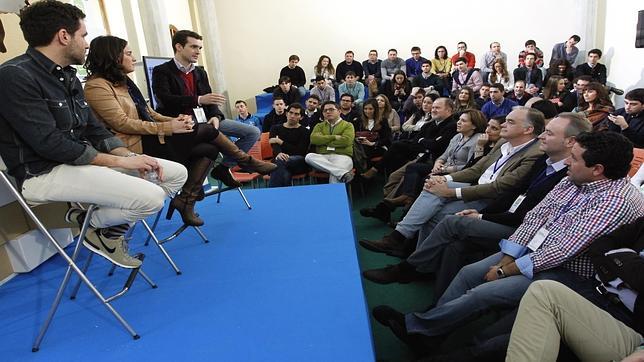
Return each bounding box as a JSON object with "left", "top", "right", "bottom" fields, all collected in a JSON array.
[{"left": 0, "top": 163, "right": 148, "bottom": 352}]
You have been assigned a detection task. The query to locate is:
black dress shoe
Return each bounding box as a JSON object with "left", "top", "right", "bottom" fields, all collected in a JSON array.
[
  {"left": 372, "top": 305, "right": 438, "bottom": 356},
  {"left": 362, "top": 263, "right": 434, "bottom": 284},
  {"left": 359, "top": 202, "right": 392, "bottom": 223},
  {"left": 359, "top": 236, "right": 405, "bottom": 255}
]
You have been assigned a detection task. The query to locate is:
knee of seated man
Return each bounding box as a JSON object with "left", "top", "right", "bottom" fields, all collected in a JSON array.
[{"left": 137, "top": 184, "right": 166, "bottom": 215}]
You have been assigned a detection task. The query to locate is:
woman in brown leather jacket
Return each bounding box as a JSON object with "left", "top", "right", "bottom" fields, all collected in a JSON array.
[{"left": 85, "top": 36, "right": 275, "bottom": 226}]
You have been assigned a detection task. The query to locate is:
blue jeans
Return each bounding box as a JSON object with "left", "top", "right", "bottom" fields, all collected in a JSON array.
[
  {"left": 395, "top": 181, "right": 488, "bottom": 242},
  {"left": 405, "top": 252, "right": 533, "bottom": 336},
  {"left": 268, "top": 155, "right": 308, "bottom": 187},
  {"left": 218, "top": 119, "right": 261, "bottom": 166}
]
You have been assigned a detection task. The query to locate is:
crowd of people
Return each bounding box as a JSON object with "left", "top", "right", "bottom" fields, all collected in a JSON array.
[{"left": 1, "top": 1, "right": 644, "bottom": 361}]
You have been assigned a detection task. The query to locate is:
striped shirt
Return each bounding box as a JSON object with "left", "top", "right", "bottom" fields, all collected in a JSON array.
[{"left": 500, "top": 177, "right": 644, "bottom": 279}]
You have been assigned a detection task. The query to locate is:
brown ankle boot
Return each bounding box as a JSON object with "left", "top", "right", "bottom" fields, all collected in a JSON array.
[
  {"left": 166, "top": 158, "right": 211, "bottom": 226},
  {"left": 213, "top": 133, "right": 277, "bottom": 175},
  {"left": 210, "top": 164, "right": 242, "bottom": 188},
  {"left": 168, "top": 192, "right": 203, "bottom": 226}
]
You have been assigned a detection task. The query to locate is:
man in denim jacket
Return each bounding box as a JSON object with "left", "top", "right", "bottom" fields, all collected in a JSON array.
[{"left": 0, "top": 1, "right": 186, "bottom": 268}]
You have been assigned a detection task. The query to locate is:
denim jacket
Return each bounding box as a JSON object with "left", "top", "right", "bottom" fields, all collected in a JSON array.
[{"left": 0, "top": 47, "right": 123, "bottom": 183}]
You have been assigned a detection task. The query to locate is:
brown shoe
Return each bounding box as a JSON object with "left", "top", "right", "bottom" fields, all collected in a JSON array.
[
  {"left": 359, "top": 232, "right": 406, "bottom": 255},
  {"left": 237, "top": 156, "right": 277, "bottom": 175},
  {"left": 360, "top": 167, "right": 378, "bottom": 180},
  {"left": 383, "top": 194, "right": 413, "bottom": 208}
]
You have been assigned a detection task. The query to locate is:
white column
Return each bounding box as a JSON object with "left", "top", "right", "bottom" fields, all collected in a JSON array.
[
  {"left": 191, "top": 0, "right": 231, "bottom": 115},
  {"left": 136, "top": 0, "right": 173, "bottom": 57}
]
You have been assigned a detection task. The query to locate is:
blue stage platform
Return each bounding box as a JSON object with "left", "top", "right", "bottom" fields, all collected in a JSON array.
[{"left": 0, "top": 184, "right": 374, "bottom": 362}]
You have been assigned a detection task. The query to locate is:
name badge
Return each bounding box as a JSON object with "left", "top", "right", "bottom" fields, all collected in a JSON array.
[
  {"left": 508, "top": 194, "right": 527, "bottom": 213},
  {"left": 193, "top": 107, "right": 208, "bottom": 124},
  {"left": 326, "top": 146, "right": 336, "bottom": 151},
  {"left": 527, "top": 227, "right": 549, "bottom": 251}
]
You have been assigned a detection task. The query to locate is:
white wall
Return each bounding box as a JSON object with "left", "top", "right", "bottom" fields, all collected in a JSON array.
[
  {"left": 213, "top": 0, "right": 584, "bottom": 110},
  {"left": 601, "top": 0, "right": 644, "bottom": 107}
]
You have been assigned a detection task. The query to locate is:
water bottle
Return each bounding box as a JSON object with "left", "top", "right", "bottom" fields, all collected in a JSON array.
[{"left": 144, "top": 170, "right": 160, "bottom": 184}]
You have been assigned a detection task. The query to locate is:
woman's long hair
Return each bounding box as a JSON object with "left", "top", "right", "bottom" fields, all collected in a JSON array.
[
  {"left": 85, "top": 35, "right": 128, "bottom": 85},
  {"left": 361, "top": 98, "right": 382, "bottom": 130}
]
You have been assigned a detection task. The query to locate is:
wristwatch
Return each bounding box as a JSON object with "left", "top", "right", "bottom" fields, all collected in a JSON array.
[{"left": 496, "top": 266, "right": 506, "bottom": 278}]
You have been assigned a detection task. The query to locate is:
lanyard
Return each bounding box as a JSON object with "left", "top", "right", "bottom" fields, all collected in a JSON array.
[
  {"left": 450, "top": 136, "right": 471, "bottom": 159},
  {"left": 549, "top": 190, "right": 582, "bottom": 226},
  {"left": 492, "top": 139, "right": 538, "bottom": 175}
]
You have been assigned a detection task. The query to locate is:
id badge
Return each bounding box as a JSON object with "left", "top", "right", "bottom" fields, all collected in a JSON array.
[
  {"left": 326, "top": 146, "right": 336, "bottom": 151},
  {"left": 193, "top": 107, "right": 208, "bottom": 124},
  {"left": 527, "top": 227, "right": 549, "bottom": 251},
  {"left": 508, "top": 194, "right": 527, "bottom": 213}
]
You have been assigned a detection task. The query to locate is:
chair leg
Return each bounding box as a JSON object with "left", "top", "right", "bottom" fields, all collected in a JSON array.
[
  {"left": 192, "top": 226, "right": 210, "bottom": 243},
  {"left": 143, "top": 210, "right": 163, "bottom": 246},
  {"left": 140, "top": 219, "right": 181, "bottom": 275}
]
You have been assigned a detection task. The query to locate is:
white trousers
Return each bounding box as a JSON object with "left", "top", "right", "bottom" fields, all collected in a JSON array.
[
  {"left": 305, "top": 153, "right": 353, "bottom": 183},
  {"left": 22, "top": 158, "right": 187, "bottom": 228}
]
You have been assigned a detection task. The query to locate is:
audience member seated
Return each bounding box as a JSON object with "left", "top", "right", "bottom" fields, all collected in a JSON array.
[
  {"left": 379, "top": 70, "right": 412, "bottom": 112},
  {"left": 517, "top": 39, "right": 544, "bottom": 68},
  {"left": 411, "top": 60, "right": 444, "bottom": 96},
  {"left": 361, "top": 106, "right": 544, "bottom": 258},
  {"left": 362, "top": 49, "right": 382, "bottom": 88},
  {"left": 355, "top": 98, "right": 392, "bottom": 170},
  {"left": 0, "top": 1, "right": 185, "bottom": 269},
  {"left": 482, "top": 83, "right": 518, "bottom": 119},
  {"left": 85, "top": 36, "right": 275, "bottom": 227},
  {"left": 362, "top": 113, "right": 589, "bottom": 302},
  {"left": 480, "top": 41, "right": 507, "bottom": 82},
  {"left": 575, "top": 48, "right": 607, "bottom": 85},
  {"left": 383, "top": 109, "right": 487, "bottom": 209},
  {"left": 561, "top": 75, "right": 591, "bottom": 112},
  {"left": 381, "top": 48, "right": 406, "bottom": 82},
  {"left": 268, "top": 104, "right": 310, "bottom": 188},
  {"left": 262, "top": 97, "right": 287, "bottom": 132},
  {"left": 370, "top": 131, "right": 643, "bottom": 359},
  {"left": 234, "top": 100, "right": 261, "bottom": 131},
  {"left": 529, "top": 99, "right": 559, "bottom": 123},
  {"left": 576, "top": 81, "right": 614, "bottom": 131},
  {"left": 361, "top": 98, "right": 457, "bottom": 180},
  {"left": 310, "top": 75, "right": 335, "bottom": 103},
  {"left": 336, "top": 50, "right": 363, "bottom": 83},
  {"left": 507, "top": 80, "right": 533, "bottom": 106},
  {"left": 451, "top": 57, "right": 483, "bottom": 93},
  {"left": 488, "top": 59, "right": 513, "bottom": 92},
  {"left": 361, "top": 115, "right": 504, "bottom": 224},
  {"left": 549, "top": 34, "right": 581, "bottom": 67},
  {"left": 541, "top": 76, "right": 571, "bottom": 113},
  {"left": 400, "top": 95, "right": 433, "bottom": 140},
  {"left": 507, "top": 218, "right": 644, "bottom": 361},
  {"left": 302, "top": 95, "right": 321, "bottom": 130},
  {"left": 405, "top": 46, "right": 427, "bottom": 80},
  {"left": 279, "top": 54, "right": 307, "bottom": 97},
  {"left": 431, "top": 46, "right": 452, "bottom": 95},
  {"left": 513, "top": 52, "right": 542, "bottom": 96},
  {"left": 474, "top": 83, "right": 491, "bottom": 109},
  {"left": 312, "top": 55, "right": 335, "bottom": 87},
  {"left": 543, "top": 58, "right": 575, "bottom": 87},
  {"left": 402, "top": 88, "right": 426, "bottom": 119},
  {"left": 153, "top": 30, "right": 262, "bottom": 174},
  {"left": 453, "top": 86, "right": 478, "bottom": 114},
  {"left": 450, "top": 41, "right": 476, "bottom": 68},
  {"left": 338, "top": 71, "right": 365, "bottom": 107},
  {"left": 338, "top": 93, "right": 360, "bottom": 125},
  {"left": 376, "top": 94, "right": 401, "bottom": 134},
  {"left": 507, "top": 279, "right": 644, "bottom": 362},
  {"left": 305, "top": 101, "right": 355, "bottom": 183},
  {"left": 607, "top": 88, "right": 644, "bottom": 147},
  {"left": 272, "top": 76, "right": 301, "bottom": 106}
]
